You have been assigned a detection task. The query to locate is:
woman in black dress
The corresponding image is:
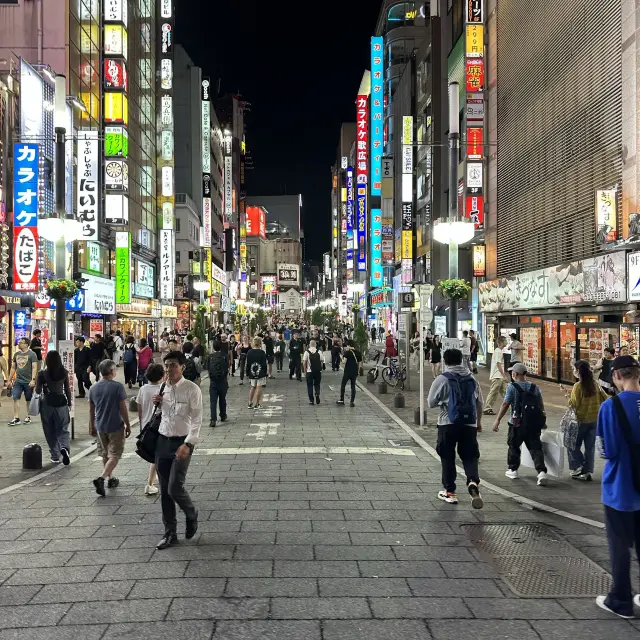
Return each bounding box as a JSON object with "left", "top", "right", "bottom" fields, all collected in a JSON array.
[{"left": 430, "top": 335, "right": 442, "bottom": 376}]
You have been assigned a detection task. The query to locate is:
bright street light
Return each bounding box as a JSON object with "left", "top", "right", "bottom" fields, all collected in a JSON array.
[
  {"left": 432, "top": 218, "right": 475, "bottom": 246},
  {"left": 38, "top": 216, "right": 84, "bottom": 242},
  {"left": 193, "top": 280, "right": 209, "bottom": 292}
]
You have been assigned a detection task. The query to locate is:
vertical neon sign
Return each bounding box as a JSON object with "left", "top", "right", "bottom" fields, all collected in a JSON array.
[
  {"left": 356, "top": 94, "right": 368, "bottom": 271},
  {"left": 370, "top": 37, "right": 384, "bottom": 196}
]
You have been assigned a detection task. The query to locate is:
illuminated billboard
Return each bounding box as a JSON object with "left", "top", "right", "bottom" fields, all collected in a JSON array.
[
  {"left": 370, "top": 208, "right": 383, "bottom": 288},
  {"left": 356, "top": 94, "right": 368, "bottom": 271},
  {"left": 370, "top": 37, "right": 384, "bottom": 196},
  {"left": 246, "top": 206, "right": 266, "bottom": 239}
]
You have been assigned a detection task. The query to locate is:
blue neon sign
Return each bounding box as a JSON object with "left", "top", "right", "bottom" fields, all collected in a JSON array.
[{"left": 13, "top": 143, "right": 39, "bottom": 228}]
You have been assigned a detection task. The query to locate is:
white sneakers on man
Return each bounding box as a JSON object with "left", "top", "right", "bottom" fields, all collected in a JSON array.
[{"left": 144, "top": 484, "right": 159, "bottom": 496}]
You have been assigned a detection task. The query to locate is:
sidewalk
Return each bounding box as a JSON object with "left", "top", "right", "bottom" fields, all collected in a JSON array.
[
  {"left": 0, "top": 366, "right": 140, "bottom": 490},
  {"left": 362, "top": 358, "right": 605, "bottom": 523}
]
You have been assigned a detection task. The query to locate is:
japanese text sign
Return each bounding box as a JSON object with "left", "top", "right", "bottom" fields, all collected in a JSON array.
[
  {"left": 13, "top": 144, "right": 39, "bottom": 229},
  {"left": 370, "top": 37, "right": 384, "bottom": 196},
  {"left": 356, "top": 94, "right": 368, "bottom": 271},
  {"left": 77, "top": 131, "right": 99, "bottom": 237},
  {"left": 115, "top": 231, "right": 131, "bottom": 304},
  {"left": 370, "top": 208, "right": 383, "bottom": 288}
]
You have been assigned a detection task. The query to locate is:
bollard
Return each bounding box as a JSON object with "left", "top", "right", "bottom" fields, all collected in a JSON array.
[
  {"left": 367, "top": 371, "right": 375, "bottom": 384},
  {"left": 394, "top": 393, "right": 405, "bottom": 408},
  {"left": 378, "top": 381, "right": 387, "bottom": 395},
  {"left": 129, "top": 397, "right": 139, "bottom": 413},
  {"left": 414, "top": 408, "right": 428, "bottom": 425},
  {"left": 23, "top": 443, "right": 42, "bottom": 470}
]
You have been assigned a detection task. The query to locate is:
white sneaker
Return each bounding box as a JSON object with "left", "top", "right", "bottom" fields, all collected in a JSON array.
[
  {"left": 570, "top": 467, "right": 583, "bottom": 477},
  {"left": 634, "top": 594, "right": 640, "bottom": 608},
  {"left": 505, "top": 469, "right": 519, "bottom": 480},
  {"left": 144, "top": 484, "right": 159, "bottom": 496},
  {"left": 537, "top": 471, "right": 548, "bottom": 486},
  {"left": 596, "top": 595, "right": 634, "bottom": 618}
]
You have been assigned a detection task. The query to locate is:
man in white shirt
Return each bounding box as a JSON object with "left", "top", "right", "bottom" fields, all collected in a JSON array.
[
  {"left": 460, "top": 330, "right": 472, "bottom": 371},
  {"left": 153, "top": 351, "right": 202, "bottom": 550},
  {"left": 113, "top": 331, "right": 124, "bottom": 366},
  {"left": 509, "top": 333, "right": 524, "bottom": 367},
  {"left": 483, "top": 336, "right": 509, "bottom": 415}
]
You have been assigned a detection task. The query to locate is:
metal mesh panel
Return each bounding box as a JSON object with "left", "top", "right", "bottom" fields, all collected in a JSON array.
[{"left": 496, "top": 0, "right": 622, "bottom": 277}]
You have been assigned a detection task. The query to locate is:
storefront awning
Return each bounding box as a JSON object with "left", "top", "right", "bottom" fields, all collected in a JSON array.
[{"left": 117, "top": 311, "right": 161, "bottom": 319}]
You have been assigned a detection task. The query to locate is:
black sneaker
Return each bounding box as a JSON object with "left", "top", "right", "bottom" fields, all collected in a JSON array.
[
  {"left": 107, "top": 477, "right": 120, "bottom": 489},
  {"left": 349, "top": 401, "right": 355, "bottom": 408},
  {"left": 8, "top": 418, "right": 20, "bottom": 426},
  {"left": 220, "top": 415, "right": 227, "bottom": 422},
  {"left": 336, "top": 400, "right": 345, "bottom": 405},
  {"left": 185, "top": 511, "right": 198, "bottom": 539},
  {"left": 60, "top": 447, "right": 70, "bottom": 466},
  {"left": 210, "top": 420, "right": 216, "bottom": 428},
  {"left": 93, "top": 477, "right": 106, "bottom": 497},
  {"left": 309, "top": 401, "right": 315, "bottom": 405},
  {"left": 156, "top": 534, "right": 178, "bottom": 550},
  {"left": 316, "top": 396, "right": 320, "bottom": 405},
  {"left": 468, "top": 482, "right": 484, "bottom": 509},
  {"left": 24, "top": 416, "right": 31, "bottom": 424}
]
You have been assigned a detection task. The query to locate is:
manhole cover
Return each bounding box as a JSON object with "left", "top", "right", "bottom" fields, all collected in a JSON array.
[{"left": 462, "top": 523, "right": 611, "bottom": 598}]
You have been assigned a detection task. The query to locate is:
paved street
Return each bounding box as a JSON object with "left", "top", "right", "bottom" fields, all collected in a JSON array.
[{"left": 0, "top": 363, "right": 639, "bottom": 638}]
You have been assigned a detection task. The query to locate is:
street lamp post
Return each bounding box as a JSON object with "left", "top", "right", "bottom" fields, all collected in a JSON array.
[{"left": 447, "top": 82, "right": 460, "bottom": 338}]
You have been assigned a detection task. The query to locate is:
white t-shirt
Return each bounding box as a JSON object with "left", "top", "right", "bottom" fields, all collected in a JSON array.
[
  {"left": 510, "top": 339, "right": 524, "bottom": 363},
  {"left": 460, "top": 337, "right": 471, "bottom": 356},
  {"left": 490, "top": 347, "right": 504, "bottom": 380},
  {"left": 136, "top": 382, "right": 163, "bottom": 429}
]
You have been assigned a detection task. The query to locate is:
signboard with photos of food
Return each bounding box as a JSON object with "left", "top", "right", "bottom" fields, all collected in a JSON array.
[{"left": 479, "top": 251, "right": 627, "bottom": 312}]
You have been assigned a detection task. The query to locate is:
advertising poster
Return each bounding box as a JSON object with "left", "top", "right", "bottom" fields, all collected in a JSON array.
[
  {"left": 59, "top": 341, "right": 75, "bottom": 418},
  {"left": 520, "top": 327, "right": 541, "bottom": 376}
]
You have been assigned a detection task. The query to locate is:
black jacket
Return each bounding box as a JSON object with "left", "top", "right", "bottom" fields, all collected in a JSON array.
[
  {"left": 245, "top": 348, "right": 268, "bottom": 379},
  {"left": 74, "top": 346, "right": 92, "bottom": 370},
  {"left": 289, "top": 339, "right": 303, "bottom": 361}
]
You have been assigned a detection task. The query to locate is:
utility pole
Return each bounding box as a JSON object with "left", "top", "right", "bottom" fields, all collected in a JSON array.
[{"left": 448, "top": 82, "right": 460, "bottom": 339}]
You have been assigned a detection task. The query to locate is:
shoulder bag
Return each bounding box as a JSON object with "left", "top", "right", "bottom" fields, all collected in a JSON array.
[{"left": 135, "top": 382, "right": 166, "bottom": 463}]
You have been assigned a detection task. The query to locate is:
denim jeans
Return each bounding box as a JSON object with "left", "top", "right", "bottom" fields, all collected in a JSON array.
[{"left": 567, "top": 421, "right": 597, "bottom": 473}]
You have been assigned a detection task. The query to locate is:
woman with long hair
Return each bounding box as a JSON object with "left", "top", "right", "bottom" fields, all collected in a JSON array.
[
  {"left": 123, "top": 335, "right": 138, "bottom": 389},
  {"left": 36, "top": 350, "right": 72, "bottom": 465},
  {"left": 430, "top": 335, "right": 442, "bottom": 377},
  {"left": 561, "top": 359, "right": 607, "bottom": 482}
]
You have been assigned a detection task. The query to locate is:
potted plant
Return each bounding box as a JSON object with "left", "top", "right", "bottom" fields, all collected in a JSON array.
[
  {"left": 437, "top": 278, "right": 472, "bottom": 300},
  {"left": 45, "top": 278, "right": 79, "bottom": 301},
  {"left": 353, "top": 319, "right": 370, "bottom": 374}
]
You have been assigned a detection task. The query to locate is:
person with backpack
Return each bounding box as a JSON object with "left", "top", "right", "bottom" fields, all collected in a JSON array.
[
  {"left": 246, "top": 336, "right": 268, "bottom": 409},
  {"left": 336, "top": 340, "right": 362, "bottom": 407},
  {"left": 427, "top": 348, "right": 484, "bottom": 508},
  {"left": 492, "top": 362, "right": 549, "bottom": 486},
  {"left": 560, "top": 360, "right": 608, "bottom": 482},
  {"left": 123, "top": 336, "right": 138, "bottom": 390},
  {"left": 104, "top": 332, "right": 116, "bottom": 361},
  {"left": 208, "top": 340, "right": 229, "bottom": 428},
  {"left": 303, "top": 339, "right": 323, "bottom": 405},
  {"left": 182, "top": 342, "right": 201, "bottom": 384},
  {"left": 595, "top": 355, "right": 640, "bottom": 618}
]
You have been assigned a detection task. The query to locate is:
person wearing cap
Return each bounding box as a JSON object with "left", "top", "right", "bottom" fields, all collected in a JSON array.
[
  {"left": 595, "top": 355, "right": 640, "bottom": 618},
  {"left": 492, "top": 362, "right": 549, "bottom": 486},
  {"left": 153, "top": 350, "right": 202, "bottom": 550}
]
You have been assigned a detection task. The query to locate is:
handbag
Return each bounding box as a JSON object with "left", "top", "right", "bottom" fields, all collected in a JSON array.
[
  {"left": 28, "top": 392, "right": 41, "bottom": 416},
  {"left": 135, "top": 382, "right": 166, "bottom": 463},
  {"left": 559, "top": 405, "right": 579, "bottom": 450}
]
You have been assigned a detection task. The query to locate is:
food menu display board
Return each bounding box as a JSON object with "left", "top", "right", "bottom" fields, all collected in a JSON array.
[
  {"left": 560, "top": 322, "right": 577, "bottom": 382},
  {"left": 620, "top": 324, "right": 640, "bottom": 356},
  {"left": 520, "top": 326, "right": 541, "bottom": 376},
  {"left": 587, "top": 327, "right": 609, "bottom": 368},
  {"left": 544, "top": 319, "right": 557, "bottom": 379}
]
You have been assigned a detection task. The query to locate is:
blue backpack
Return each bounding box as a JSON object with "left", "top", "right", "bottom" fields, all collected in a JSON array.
[{"left": 442, "top": 372, "right": 477, "bottom": 425}]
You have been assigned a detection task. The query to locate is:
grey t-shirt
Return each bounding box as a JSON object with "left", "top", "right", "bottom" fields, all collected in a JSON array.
[
  {"left": 13, "top": 349, "right": 37, "bottom": 384},
  {"left": 89, "top": 379, "right": 126, "bottom": 433}
]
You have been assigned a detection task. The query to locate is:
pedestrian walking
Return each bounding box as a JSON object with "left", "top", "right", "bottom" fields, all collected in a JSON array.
[
  {"left": 36, "top": 350, "right": 72, "bottom": 466},
  {"left": 385, "top": 331, "right": 397, "bottom": 364},
  {"left": 483, "top": 336, "right": 509, "bottom": 415},
  {"left": 246, "top": 336, "right": 268, "bottom": 409},
  {"left": 275, "top": 333, "right": 286, "bottom": 372},
  {"left": 509, "top": 332, "right": 524, "bottom": 366},
  {"left": 182, "top": 342, "right": 201, "bottom": 384},
  {"left": 264, "top": 331, "right": 275, "bottom": 378},
  {"left": 135, "top": 363, "right": 165, "bottom": 495},
  {"left": 228, "top": 334, "right": 238, "bottom": 376},
  {"left": 594, "top": 347, "right": 616, "bottom": 396},
  {"left": 136, "top": 338, "right": 154, "bottom": 386},
  {"left": 594, "top": 355, "right": 640, "bottom": 618},
  {"left": 154, "top": 350, "right": 202, "bottom": 550},
  {"left": 158, "top": 332, "right": 169, "bottom": 359},
  {"left": 90, "top": 334, "right": 107, "bottom": 382},
  {"left": 0, "top": 347, "right": 9, "bottom": 405},
  {"left": 331, "top": 334, "right": 342, "bottom": 371},
  {"left": 123, "top": 336, "right": 138, "bottom": 389},
  {"left": 469, "top": 329, "right": 479, "bottom": 374},
  {"left": 460, "top": 330, "right": 472, "bottom": 371},
  {"left": 430, "top": 335, "right": 442, "bottom": 376},
  {"left": 89, "top": 360, "right": 131, "bottom": 496},
  {"left": 303, "top": 339, "right": 323, "bottom": 405},
  {"left": 7, "top": 338, "right": 38, "bottom": 425},
  {"left": 371, "top": 326, "right": 377, "bottom": 343},
  {"left": 336, "top": 340, "right": 361, "bottom": 407},
  {"left": 492, "top": 362, "right": 549, "bottom": 486},
  {"left": 29, "top": 328, "right": 43, "bottom": 371},
  {"left": 238, "top": 336, "right": 250, "bottom": 385},
  {"left": 288, "top": 331, "right": 303, "bottom": 381},
  {"left": 560, "top": 359, "right": 607, "bottom": 482},
  {"left": 427, "top": 347, "right": 484, "bottom": 508},
  {"left": 113, "top": 330, "right": 124, "bottom": 366},
  {"left": 208, "top": 340, "right": 229, "bottom": 428},
  {"left": 74, "top": 336, "right": 92, "bottom": 398}
]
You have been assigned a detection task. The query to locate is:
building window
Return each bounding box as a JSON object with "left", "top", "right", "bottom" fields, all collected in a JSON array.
[
  {"left": 175, "top": 218, "right": 180, "bottom": 233},
  {"left": 175, "top": 251, "right": 181, "bottom": 264}
]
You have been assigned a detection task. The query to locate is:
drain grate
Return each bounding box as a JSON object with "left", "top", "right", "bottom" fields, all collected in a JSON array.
[{"left": 462, "top": 523, "right": 611, "bottom": 598}]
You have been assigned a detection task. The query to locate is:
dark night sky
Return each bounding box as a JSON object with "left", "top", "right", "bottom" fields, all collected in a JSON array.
[{"left": 176, "top": 0, "right": 380, "bottom": 261}]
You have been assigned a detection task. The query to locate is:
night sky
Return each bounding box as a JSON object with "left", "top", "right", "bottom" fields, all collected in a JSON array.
[{"left": 176, "top": 0, "right": 380, "bottom": 261}]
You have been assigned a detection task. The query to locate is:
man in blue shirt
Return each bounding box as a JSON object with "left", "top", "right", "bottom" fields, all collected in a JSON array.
[
  {"left": 492, "top": 362, "right": 548, "bottom": 486},
  {"left": 596, "top": 355, "right": 640, "bottom": 618}
]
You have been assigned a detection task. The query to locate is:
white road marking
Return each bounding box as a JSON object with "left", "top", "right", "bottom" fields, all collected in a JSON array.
[
  {"left": 262, "top": 394, "right": 284, "bottom": 402},
  {"left": 98, "top": 446, "right": 416, "bottom": 459},
  {"left": 246, "top": 423, "right": 280, "bottom": 440},
  {"left": 258, "top": 405, "right": 283, "bottom": 418},
  {"left": 356, "top": 381, "right": 605, "bottom": 530}
]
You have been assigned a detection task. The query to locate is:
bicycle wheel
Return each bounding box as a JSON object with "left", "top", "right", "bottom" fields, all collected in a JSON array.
[{"left": 382, "top": 367, "right": 398, "bottom": 387}]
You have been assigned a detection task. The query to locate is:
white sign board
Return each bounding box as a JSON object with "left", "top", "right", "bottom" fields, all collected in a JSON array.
[
  {"left": 441, "top": 337, "right": 460, "bottom": 352},
  {"left": 628, "top": 252, "right": 640, "bottom": 301},
  {"left": 59, "top": 341, "right": 75, "bottom": 418},
  {"left": 77, "top": 130, "right": 99, "bottom": 239},
  {"left": 224, "top": 156, "right": 233, "bottom": 221},
  {"left": 83, "top": 274, "right": 116, "bottom": 314},
  {"left": 160, "top": 229, "right": 175, "bottom": 300}
]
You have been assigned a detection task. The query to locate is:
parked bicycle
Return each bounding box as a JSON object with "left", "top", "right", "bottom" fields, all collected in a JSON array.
[
  {"left": 367, "top": 349, "right": 385, "bottom": 381},
  {"left": 382, "top": 357, "right": 406, "bottom": 390}
]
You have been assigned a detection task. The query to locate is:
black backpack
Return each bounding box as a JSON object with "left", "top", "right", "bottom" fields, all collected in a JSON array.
[
  {"left": 208, "top": 354, "right": 227, "bottom": 381},
  {"left": 612, "top": 396, "right": 640, "bottom": 494},
  {"left": 512, "top": 383, "right": 546, "bottom": 430},
  {"left": 308, "top": 350, "right": 322, "bottom": 373},
  {"left": 183, "top": 357, "right": 198, "bottom": 382}
]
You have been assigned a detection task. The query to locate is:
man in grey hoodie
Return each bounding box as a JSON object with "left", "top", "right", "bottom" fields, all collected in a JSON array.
[{"left": 428, "top": 348, "right": 484, "bottom": 508}]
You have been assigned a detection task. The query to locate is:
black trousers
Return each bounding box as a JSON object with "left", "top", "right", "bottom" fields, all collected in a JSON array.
[
  {"left": 306, "top": 371, "right": 321, "bottom": 402},
  {"left": 331, "top": 350, "right": 341, "bottom": 371},
  {"left": 604, "top": 505, "right": 640, "bottom": 616},
  {"left": 507, "top": 423, "right": 547, "bottom": 473},
  {"left": 155, "top": 435, "right": 196, "bottom": 537},
  {"left": 75, "top": 369, "right": 91, "bottom": 395},
  {"left": 436, "top": 424, "right": 480, "bottom": 493},
  {"left": 340, "top": 373, "right": 357, "bottom": 402},
  {"left": 238, "top": 356, "right": 246, "bottom": 381},
  {"left": 289, "top": 358, "right": 301, "bottom": 380},
  {"left": 276, "top": 352, "right": 284, "bottom": 371},
  {"left": 209, "top": 381, "right": 228, "bottom": 422}
]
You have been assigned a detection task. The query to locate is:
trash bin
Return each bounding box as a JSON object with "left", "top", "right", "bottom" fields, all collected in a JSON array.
[{"left": 23, "top": 443, "right": 42, "bottom": 470}]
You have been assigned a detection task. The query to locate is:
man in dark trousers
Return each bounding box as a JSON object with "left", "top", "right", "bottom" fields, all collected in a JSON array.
[
  {"left": 336, "top": 340, "right": 362, "bottom": 407},
  {"left": 288, "top": 331, "right": 303, "bottom": 381},
  {"left": 208, "top": 340, "right": 228, "bottom": 428},
  {"left": 74, "top": 336, "right": 93, "bottom": 398}
]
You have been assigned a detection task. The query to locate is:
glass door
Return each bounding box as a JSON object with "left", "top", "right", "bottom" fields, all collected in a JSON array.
[{"left": 560, "top": 321, "right": 577, "bottom": 382}]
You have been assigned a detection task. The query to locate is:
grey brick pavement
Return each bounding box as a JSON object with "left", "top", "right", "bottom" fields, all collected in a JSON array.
[{"left": 0, "top": 367, "right": 638, "bottom": 638}]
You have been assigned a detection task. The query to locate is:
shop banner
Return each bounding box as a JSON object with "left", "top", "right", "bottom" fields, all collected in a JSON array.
[
  {"left": 59, "top": 341, "right": 75, "bottom": 418},
  {"left": 370, "top": 208, "right": 383, "bottom": 288},
  {"left": 77, "top": 131, "right": 99, "bottom": 238},
  {"left": 479, "top": 251, "right": 627, "bottom": 312},
  {"left": 83, "top": 274, "right": 116, "bottom": 315},
  {"left": 115, "top": 232, "right": 131, "bottom": 304}
]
